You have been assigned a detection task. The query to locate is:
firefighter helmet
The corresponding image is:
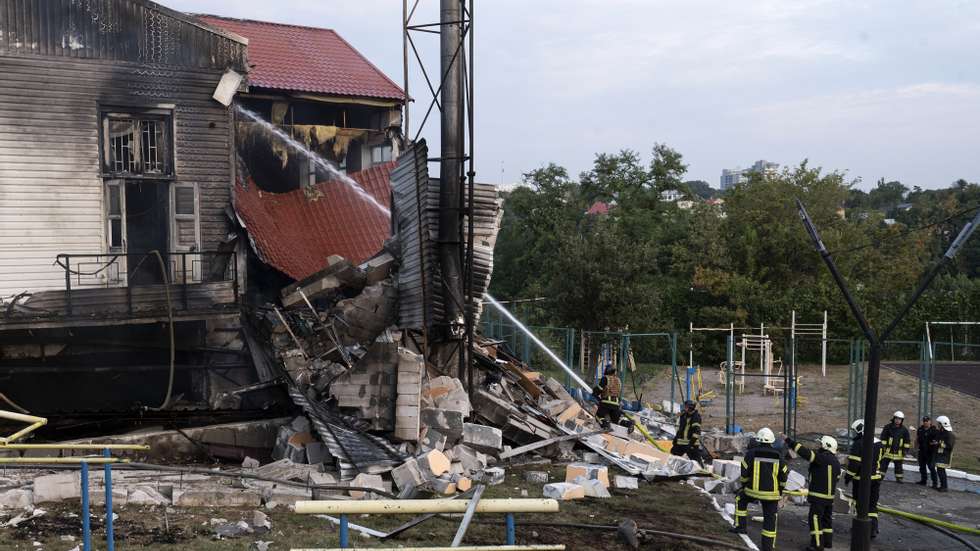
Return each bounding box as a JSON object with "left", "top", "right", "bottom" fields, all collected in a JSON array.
[
  {"left": 893, "top": 411, "right": 905, "bottom": 420},
  {"left": 935, "top": 415, "right": 952, "bottom": 431},
  {"left": 757, "top": 427, "right": 776, "bottom": 444},
  {"left": 820, "top": 435, "right": 838, "bottom": 454},
  {"left": 851, "top": 419, "right": 865, "bottom": 434}
]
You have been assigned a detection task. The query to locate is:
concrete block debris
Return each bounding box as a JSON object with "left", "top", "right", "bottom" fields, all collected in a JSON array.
[
  {"left": 423, "top": 376, "right": 472, "bottom": 416},
  {"left": 613, "top": 476, "right": 639, "bottom": 490},
  {"left": 572, "top": 476, "right": 612, "bottom": 498},
  {"left": 565, "top": 463, "right": 610, "bottom": 488},
  {"left": 462, "top": 422, "right": 503, "bottom": 454},
  {"left": 543, "top": 482, "right": 586, "bottom": 501},
  {"left": 524, "top": 471, "right": 549, "bottom": 484},
  {"left": 418, "top": 449, "right": 452, "bottom": 478},
  {"left": 420, "top": 408, "right": 465, "bottom": 443}
]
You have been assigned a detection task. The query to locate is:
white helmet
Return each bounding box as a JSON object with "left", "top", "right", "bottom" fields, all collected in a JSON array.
[
  {"left": 935, "top": 415, "right": 952, "bottom": 431},
  {"left": 893, "top": 411, "right": 905, "bottom": 420},
  {"left": 756, "top": 427, "right": 775, "bottom": 444},
  {"left": 851, "top": 419, "right": 865, "bottom": 434},
  {"left": 820, "top": 435, "right": 838, "bottom": 454}
]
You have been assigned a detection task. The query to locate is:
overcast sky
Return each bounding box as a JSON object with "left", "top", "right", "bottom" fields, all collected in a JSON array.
[{"left": 169, "top": 0, "right": 979, "bottom": 190}]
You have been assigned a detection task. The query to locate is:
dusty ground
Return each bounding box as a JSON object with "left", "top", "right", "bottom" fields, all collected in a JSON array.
[
  {"left": 639, "top": 362, "right": 980, "bottom": 474},
  {"left": 0, "top": 464, "right": 745, "bottom": 551}
]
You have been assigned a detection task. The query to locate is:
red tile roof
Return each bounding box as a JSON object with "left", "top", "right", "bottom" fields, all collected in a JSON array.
[
  {"left": 196, "top": 15, "right": 405, "bottom": 101},
  {"left": 234, "top": 163, "right": 395, "bottom": 281}
]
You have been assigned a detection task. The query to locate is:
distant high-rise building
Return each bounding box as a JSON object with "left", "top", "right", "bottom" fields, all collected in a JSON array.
[{"left": 720, "top": 160, "right": 779, "bottom": 190}]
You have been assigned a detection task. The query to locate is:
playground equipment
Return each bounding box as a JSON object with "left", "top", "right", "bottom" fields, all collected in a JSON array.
[
  {"left": 0, "top": 410, "right": 148, "bottom": 551},
  {"left": 791, "top": 310, "right": 828, "bottom": 376}
]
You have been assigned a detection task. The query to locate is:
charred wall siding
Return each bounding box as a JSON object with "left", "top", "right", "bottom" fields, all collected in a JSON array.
[{"left": 0, "top": 0, "right": 245, "bottom": 296}]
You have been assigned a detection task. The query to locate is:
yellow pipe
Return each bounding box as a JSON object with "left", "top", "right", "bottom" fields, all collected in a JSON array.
[
  {"left": 0, "top": 457, "right": 130, "bottom": 464},
  {"left": 622, "top": 412, "right": 671, "bottom": 453},
  {"left": 877, "top": 505, "right": 980, "bottom": 536},
  {"left": 291, "top": 547, "right": 566, "bottom": 551},
  {"left": 0, "top": 444, "right": 149, "bottom": 451},
  {"left": 295, "top": 499, "right": 559, "bottom": 515},
  {"left": 0, "top": 410, "right": 46, "bottom": 424}
]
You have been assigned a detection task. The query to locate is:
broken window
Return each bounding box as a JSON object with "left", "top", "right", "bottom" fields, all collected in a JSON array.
[{"left": 102, "top": 111, "right": 173, "bottom": 176}]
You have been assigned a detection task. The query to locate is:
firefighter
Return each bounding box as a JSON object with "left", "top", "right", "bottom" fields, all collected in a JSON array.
[
  {"left": 844, "top": 419, "right": 884, "bottom": 538},
  {"left": 915, "top": 416, "right": 937, "bottom": 486},
  {"left": 730, "top": 427, "right": 787, "bottom": 551},
  {"left": 879, "top": 411, "right": 911, "bottom": 483},
  {"left": 592, "top": 364, "right": 623, "bottom": 428},
  {"left": 931, "top": 415, "right": 955, "bottom": 492},
  {"left": 671, "top": 399, "right": 704, "bottom": 464},
  {"left": 785, "top": 435, "right": 841, "bottom": 551}
]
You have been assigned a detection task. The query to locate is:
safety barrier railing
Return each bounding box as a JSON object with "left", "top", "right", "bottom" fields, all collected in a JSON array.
[{"left": 0, "top": 410, "right": 148, "bottom": 551}]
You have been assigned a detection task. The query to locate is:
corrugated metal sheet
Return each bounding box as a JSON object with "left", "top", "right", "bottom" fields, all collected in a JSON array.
[
  {"left": 391, "top": 140, "right": 502, "bottom": 329},
  {"left": 0, "top": 0, "right": 246, "bottom": 70},
  {"left": 0, "top": 41, "right": 239, "bottom": 296},
  {"left": 391, "top": 140, "right": 436, "bottom": 329},
  {"left": 287, "top": 386, "right": 405, "bottom": 480}
]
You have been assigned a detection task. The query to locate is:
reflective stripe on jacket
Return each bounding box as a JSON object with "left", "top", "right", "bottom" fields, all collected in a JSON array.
[
  {"left": 740, "top": 445, "right": 788, "bottom": 501},
  {"left": 845, "top": 438, "right": 883, "bottom": 481},
  {"left": 674, "top": 411, "right": 701, "bottom": 446},
  {"left": 793, "top": 442, "right": 841, "bottom": 501},
  {"left": 880, "top": 424, "right": 911, "bottom": 459}
]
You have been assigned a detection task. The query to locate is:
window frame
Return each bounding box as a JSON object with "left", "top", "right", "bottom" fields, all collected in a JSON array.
[{"left": 100, "top": 107, "right": 175, "bottom": 179}]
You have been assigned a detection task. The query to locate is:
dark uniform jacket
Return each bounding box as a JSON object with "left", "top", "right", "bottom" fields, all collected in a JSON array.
[
  {"left": 880, "top": 423, "right": 911, "bottom": 459},
  {"left": 673, "top": 410, "right": 702, "bottom": 446},
  {"left": 915, "top": 425, "right": 936, "bottom": 458},
  {"left": 845, "top": 437, "right": 883, "bottom": 481},
  {"left": 932, "top": 430, "right": 955, "bottom": 468},
  {"left": 596, "top": 375, "right": 622, "bottom": 404},
  {"left": 739, "top": 444, "right": 789, "bottom": 501},
  {"left": 789, "top": 440, "right": 841, "bottom": 503}
]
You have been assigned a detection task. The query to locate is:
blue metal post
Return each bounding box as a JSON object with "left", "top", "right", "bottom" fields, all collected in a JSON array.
[
  {"left": 104, "top": 448, "right": 114, "bottom": 551},
  {"left": 339, "top": 513, "right": 349, "bottom": 548},
  {"left": 505, "top": 513, "right": 515, "bottom": 545},
  {"left": 81, "top": 461, "right": 91, "bottom": 551}
]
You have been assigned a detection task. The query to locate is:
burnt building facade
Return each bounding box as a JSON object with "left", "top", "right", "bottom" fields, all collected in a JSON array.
[{"left": 0, "top": 0, "right": 252, "bottom": 417}]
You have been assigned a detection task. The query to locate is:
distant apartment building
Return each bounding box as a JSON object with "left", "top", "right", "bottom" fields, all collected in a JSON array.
[{"left": 720, "top": 160, "right": 779, "bottom": 190}]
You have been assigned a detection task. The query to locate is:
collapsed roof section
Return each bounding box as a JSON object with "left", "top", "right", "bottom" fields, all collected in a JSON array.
[{"left": 234, "top": 162, "right": 395, "bottom": 281}]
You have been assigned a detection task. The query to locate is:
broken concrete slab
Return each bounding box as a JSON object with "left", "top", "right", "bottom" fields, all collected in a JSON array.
[
  {"left": 572, "top": 476, "right": 612, "bottom": 499},
  {"left": 524, "top": 471, "right": 549, "bottom": 484},
  {"left": 213, "top": 520, "right": 253, "bottom": 539},
  {"left": 126, "top": 486, "right": 169, "bottom": 506},
  {"left": 423, "top": 376, "right": 472, "bottom": 417},
  {"left": 420, "top": 428, "right": 448, "bottom": 453},
  {"left": 33, "top": 472, "right": 80, "bottom": 503},
  {"left": 543, "top": 482, "right": 585, "bottom": 501},
  {"left": 391, "top": 458, "right": 427, "bottom": 492},
  {"left": 461, "top": 423, "right": 503, "bottom": 454},
  {"left": 359, "top": 252, "right": 395, "bottom": 285},
  {"left": 451, "top": 444, "right": 488, "bottom": 474},
  {"left": 0, "top": 489, "right": 32, "bottom": 509},
  {"left": 481, "top": 467, "right": 506, "bottom": 486},
  {"left": 565, "top": 464, "right": 610, "bottom": 488},
  {"left": 174, "top": 488, "right": 262, "bottom": 508},
  {"left": 251, "top": 510, "right": 272, "bottom": 534},
  {"left": 420, "top": 409, "right": 464, "bottom": 443},
  {"left": 349, "top": 473, "right": 385, "bottom": 500},
  {"left": 613, "top": 476, "right": 639, "bottom": 490},
  {"left": 418, "top": 450, "right": 451, "bottom": 478}
]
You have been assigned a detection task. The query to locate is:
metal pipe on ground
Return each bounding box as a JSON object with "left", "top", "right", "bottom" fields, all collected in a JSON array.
[{"left": 465, "top": 519, "right": 753, "bottom": 551}]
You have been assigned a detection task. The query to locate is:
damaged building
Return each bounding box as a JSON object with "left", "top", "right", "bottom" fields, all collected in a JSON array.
[{"left": 0, "top": 1, "right": 705, "bottom": 514}]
